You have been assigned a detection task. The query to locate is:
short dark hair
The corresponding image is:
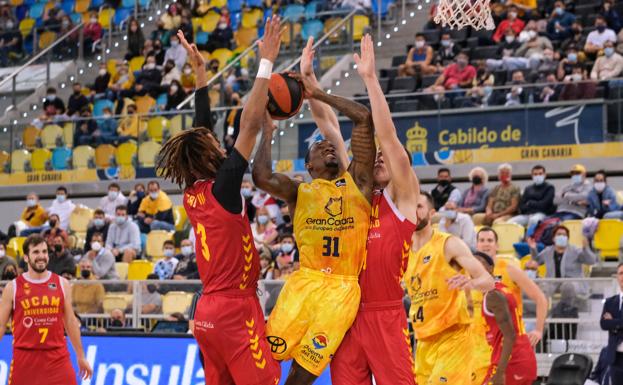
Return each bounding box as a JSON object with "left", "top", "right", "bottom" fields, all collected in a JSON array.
[
  {"left": 415, "top": 33, "right": 425, "bottom": 39},
  {"left": 73, "top": 82, "right": 81, "bottom": 87},
  {"left": 163, "top": 240, "right": 175, "bottom": 248},
  {"left": 420, "top": 191, "right": 434, "bottom": 208},
  {"left": 92, "top": 231, "right": 104, "bottom": 240},
  {"left": 148, "top": 180, "right": 160, "bottom": 189},
  {"left": 94, "top": 208, "right": 105, "bottom": 216},
  {"left": 23, "top": 234, "right": 47, "bottom": 256},
  {"left": 595, "top": 15, "right": 606, "bottom": 22},
  {"left": 108, "top": 183, "right": 120, "bottom": 190},
  {"left": 595, "top": 169, "right": 607, "bottom": 180},
  {"left": 56, "top": 186, "right": 68, "bottom": 194},
  {"left": 280, "top": 233, "right": 294, "bottom": 242},
  {"left": 553, "top": 225, "right": 570, "bottom": 237},
  {"left": 532, "top": 164, "right": 545, "bottom": 173},
  {"left": 46, "top": 87, "right": 56, "bottom": 94},
  {"left": 473, "top": 251, "right": 495, "bottom": 267},
  {"left": 477, "top": 226, "right": 498, "bottom": 242},
  {"left": 438, "top": 167, "right": 450, "bottom": 176},
  {"left": 115, "top": 205, "right": 128, "bottom": 213}
]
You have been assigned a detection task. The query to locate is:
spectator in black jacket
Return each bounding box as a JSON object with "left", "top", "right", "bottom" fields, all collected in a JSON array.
[
  {"left": 0, "top": 20, "right": 22, "bottom": 66},
  {"left": 128, "top": 183, "right": 146, "bottom": 216},
  {"left": 164, "top": 80, "right": 187, "bottom": 111},
  {"left": 47, "top": 234, "right": 76, "bottom": 277},
  {"left": 431, "top": 168, "right": 461, "bottom": 211},
  {"left": 67, "top": 83, "right": 89, "bottom": 117},
  {"left": 601, "top": 0, "right": 621, "bottom": 33},
  {"left": 173, "top": 238, "right": 198, "bottom": 279},
  {"left": 136, "top": 55, "right": 163, "bottom": 96},
  {"left": 74, "top": 107, "right": 98, "bottom": 146},
  {"left": 125, "top": 17, "right": 145, "bottom": 60},
  {"left": 43, "top": 87, "right": 66, "bottom": 114},
  {"left": 92, "top": 63, "right": 111, "bottom": 98},
  {"left": 508, "top": 164, "right": 556, "bottom": 229},
  {"left": 435, "top": 32, "right": 461, "bottom": 67},
  {"left": 84, "top": 209, "right": 109, "bottom": 253},
  {"left": 206, "top": 16, "right": 233, "bottom": 52}
]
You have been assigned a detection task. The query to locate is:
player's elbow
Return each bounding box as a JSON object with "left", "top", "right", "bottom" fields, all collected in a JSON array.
[{"left": 351, "top": 107, "right": 372, "bottom": 126}]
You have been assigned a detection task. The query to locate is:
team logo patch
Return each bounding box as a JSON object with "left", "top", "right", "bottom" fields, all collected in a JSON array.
[
  {"left": 494, "top": 274, "right": 503, "bottom": 282},
  {"left": 23, "top": 283, "right": 31, "bottom": 296},
  {"left": 267, "top": 336, "right": 287, "bottom": 354},
  {"left": 411, "top": 274, "right": 422, "bottom": 292},
  {"left": 324, "top": 197, "right": 343, "bottom": 217},
  {"left": 439, "top": 377, "right": 448, "bottom": 383},
  {"left": 311, "top": 334, "right": 329, "bottom": 350},
  {"left": 48, "top": 282, "right": 57, "bottom": 290},
  {"left": 334, "top": 178, "right": 346, "bottom": 187},
  {"left": 423, "top": 255, "right": 431, "bottom": 264},
  {"left": 22, "top": 317, "right": 33, "bottom": 328}
]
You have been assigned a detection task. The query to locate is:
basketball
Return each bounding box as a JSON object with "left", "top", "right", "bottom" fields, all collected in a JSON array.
[{"left": 267, "top": 72, "right": 304, "bottom": 120}]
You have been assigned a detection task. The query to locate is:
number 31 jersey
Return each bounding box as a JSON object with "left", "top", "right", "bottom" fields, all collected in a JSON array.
[{"left": 293, "top": 172, "right": 371, "bottom": 276}]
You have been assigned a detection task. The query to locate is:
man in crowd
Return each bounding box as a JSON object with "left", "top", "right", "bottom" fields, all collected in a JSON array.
[
  {"left": 600, "top": 263, "right": 623, "bottom": 385},
  {"left": 546, "top": 1, "right": 576, "bottom": 40},
  {"left": 431, "top": 167, "right": 461, "bottom": 211},
  {"left": 142, "top": 274, "right": 162, "bottom": 314},
  {"left": 106, "top": 205, "right": 141, "bottom": 262},
  {"left": 47, "top": 235, "right": 76, "bottom": 276},
  {"left": 85, "top": 232, "right": 118, "bottom": 280},
  {"left": 99, "top": 183, "right": 128, "bottom": 220},
  {"left": 553, "top": 164, "right": 592, "bottom": 221},
  {"left": 137, "top": 181, "right": 175, "bottom": 233},
  {"left": 48, "top": 186, "right": 75, "bottom": 231},
  {"left": 427, "top": 52, "right": 476, "bottom": 93},
  {"left": 590, "top": 40, "right": 623, "bottom": 81},
  {"left": 11, "top": 193, "right": 48, "bottom": 237},
  {"left": 0, "top": 243, "right": 17, "bottom": 279},
  {"left": 84, "top": 209, "right": 109, "bottom": 253},
  {"left": 509, "top": 165, "right": 556, "bottom": 229},
  {"left": 72, "top": 258, "right": 105, "bottom": 314},
  {"left": 585, "top": 15, "right": 617, "bottom": 56},
  {"left": 589, "top": 170, "right": 620, "bottom": 219},
  {"left": 438, "top": 207, "right": 476, "bottom": 249},
  {"left": 67, "top": 83, "right": 89, "bottom": 117},
  {"left": 172, "top": 239, "right": 198, "bottom": 280}
]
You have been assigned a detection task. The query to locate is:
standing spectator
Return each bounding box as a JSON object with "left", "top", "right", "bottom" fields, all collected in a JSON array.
[
  {"left": 0, "top": 243, "right": 17, "bottom": 279},
  {"left": 106, "top": 205, "right": 141, "bottom": 262},
  {"left": 164, "top": 80, "right": 187, "bottom": 111},
  {"left": 546, "top": 1, "right": 576, "bottom": 41},
  {"left": 137, "top": 181, "right": 175, "bottom": 233},
  {"left": 47, "top": 235, "right": 76, "bottom": 276},
  {"left": 435, "top": 32, "right": 461, "bottom": 67},
  {"left": 588, "top": 170, "right": 620, "bottom": 219},
  {"left": 398, "top": 33, "right": 436, "bottom": 76},
  {"left": 457, "top": 167, "right": 489, "bottom": 216},
  {"left": 553, "top": 164, "right": 592, "bottom": 220},
  {"left": 85, "top": 232, "right": 118, "bottom": 280},
  {"left": 601, "top": 0, "right": 621, "bottom": 33},
  {"left": 160, "top": 3, "right": 181, "bottom": 30},
  {"left": 84, "top": 209, "right": 109, "bottom": 252},
  {"left": 509, "top": 165, "right": 556, "bottom": 228},
  {"left": 438, "top": 209, "right": 476, "bottom": 250},
  {"left": 275, "top": 234, "right": 298, "bottom": 269},
  {"left": 431, "top": 167, "right": 461, "bottom": 210},
  {"left": 154, "top": 240, "right": 179, "bottom": 280},
  {"left": 0, "top": 19, "right": 22, "bottom": 67},
  {"left": 67, "top": 83, "right": 89, "bottom": 117},
  {"left": 599, "top": 263, "right": 623, "bottom": 385},
  {"left": 47, "top": 186, "right": 75, "bottom": 231},
  {"left": 99, "top": 183, "right": 128, "bottom": 220},
  {"left": 493, "top": 5, "right": 525, "bottom": 43},
  {"left": 172, "top": 239, "right": 198, "bottom": 279},
  {"left": 427, "top": 52, "right": 476, "bottom": 93},
  {"left": 205, "top": 16, "right": 233, "bottom": 52},
  {"left": 585, "top": 16, "right": 618, "bottom": 56},
  {"left": 41, "top": 214, "right": 68, "bottom": 247},
  {"left": 83, "top": 11, "right": 103, "bottom": 53},
  {"left": 141, "top": 274, "right": 163, "bottom": 314},
  {"left": 591, "top": 41, "right": 623, "bottom": 80},
  {"left": 251, "top": 207, "right": 279, "bottom": 251},
  {"left": 480, "top": 163, "right": 520, "bottom": 226},
  {"left": 126, "top": 17, "right": 145, "bottom": 60},
  {"left": 164, "top": 34, "right": 188, "bottom": 70},
  {"left": 10, "top": 193, "right": 47, "bottom": 237},
  {"left": 72, "top": 258, "right": 106, "bottom": 313},
  {"left": 127, "top": 183, "right": 146, "bottom": 216}
]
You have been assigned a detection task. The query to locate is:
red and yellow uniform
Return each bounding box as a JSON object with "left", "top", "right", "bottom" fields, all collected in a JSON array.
[
  {"left": 404, "top": 231, "right": 473, "bottom": 385},
  {"left": 471, "top": 255, "right": 523, "bottom": 384},
  {"left": 184, "top": 180, "right": 280, "bottom": 385},
  {"left": 482, "top": 282, "right": 536, "bottom": 385},
  {"left": 10, "top": 272, "right": 75, "bottom": 385},
  {"left": 332, "top": 189, "right": 417, "bottom": 385},
  {"left": 267, "top": 172, "right": 370, "bottom": 376}
]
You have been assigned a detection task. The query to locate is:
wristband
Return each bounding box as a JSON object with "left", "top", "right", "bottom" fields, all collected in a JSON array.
[{"left": 257, "top": 58, "right": 273, "bottom": 79}]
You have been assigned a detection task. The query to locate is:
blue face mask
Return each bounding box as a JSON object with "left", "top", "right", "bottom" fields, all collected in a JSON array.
[
  {"left": 554, "top": 235, "right": 568, "bottom": 248},
  {"left": 93, "top": 218, "right": 105, "bottom": 228},
  {"left": 115, "top": 216, "right": 127, "bottom": 226},
  {"left": 571, "top": 174, "right": 583, "bottom": 184},
  {"left": 567, "top": 53, "right": 577, "bottom": 62},
  {"left": 555, "top": 7, "right": 564, "bottom": 15},
  {"left": 533, "top": 175, "right": 545, "bottom": 185},
  {"left": 604, "top": 47, "right": 614, "bottom": 57},
  {"left": 56, "top": 194, "right": 66, "bottom": 203},
  {"left": 241, "top": 187, "right": 253, "bottom": 198},
  {"left": 257, "top": 215, "right": 269, "bottom": 225},
  {"left": 441, "top": 210, "right": 457, "bottom": 220},
  {"left": 281, "top": 243, "right": 294, "bottom": 254}
]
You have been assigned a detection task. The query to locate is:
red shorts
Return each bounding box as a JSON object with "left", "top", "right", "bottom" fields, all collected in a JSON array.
[
  {"left": 331, "top": 301, "right": 416, "bottom": 385},
  {"left": 483, "top": 336, "right": 536, "bottom": 385},
  {"left": 193, "top": 290, "right": 281, "bottom": 385},
  {"left": 10, "top": 347, "right": 76, "bottom": 385}
]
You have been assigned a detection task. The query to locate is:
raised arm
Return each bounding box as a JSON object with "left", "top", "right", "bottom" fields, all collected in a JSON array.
[
  {"left": 507, "top": 264, "right": 548, "bottom": 346},
  {"left": 62, "top": 279, "right": 93, "bottom": 380},
  {"left": 445, "top": 236, "right": 495, "bottom": 292},
  {"left": 485, "top": 290, "right": 516, "bottom": 385},
  {"left": 236, "top": 16, "right": 281, "bottom": 160},
  {"left": 0, "top": 282, "right": 14, "bottom": 342},
  {"left": 178, "top": 30, "right": 212, "bottom": 130}
]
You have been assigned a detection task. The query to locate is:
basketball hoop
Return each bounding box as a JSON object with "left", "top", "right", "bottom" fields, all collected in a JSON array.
[{"left": 434, "top": 0, "right": 495, "bottom": 30}]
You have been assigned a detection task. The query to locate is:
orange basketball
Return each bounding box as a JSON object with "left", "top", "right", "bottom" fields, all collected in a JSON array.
[{"left": 267, "top": 72, "right": 304, "bottom": 120}]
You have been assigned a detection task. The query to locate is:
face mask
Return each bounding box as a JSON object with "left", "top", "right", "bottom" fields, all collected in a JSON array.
[
  {"left": 472, "top": 176, "right": 483, "bottom": 185},
  {"left": 555, "top": 7, "right": 564, "bottom": 16},
  {"left": 281, "top": 243, "right": 294, "bottom": 254},
  {"left": 0, "top": 250, "right": 5, "bottom": 258},
  {"left": 438, "top": 180, "right": 450, "bottom": 187},
  {"left": 594, "top": 182, "right": 606, "bottom": 192},
  {"left": 54, "top": 244, "right": 63, "bottom": 253},
  {"left": 93, "top": 218, "right": 105, "bottom": 228},
  {"left": 441, "top": 210, "right": 457, "bottom": 220},
  {"left": 571, "top": 174, "right": 583, "bottom": 184},
  {"left": 170, "top": 40, "right": 179, "bottom": 47},
  {"left": 533, "top": 175, "right": 545, "bottom": 185},
  {"left": 415, "top": 40, "right": 425, "bottom": 48},
  {"left": 91, "top": 241, "right": 102, "bottom": 251},
  {"left": 91, "top": 17, "right": 98, "bottom": 23},
  {"left": 508, "top": 11, "right": 517, "bottom": 19},
  {"left": 99, "top": 69, "right": 107, "bottom": 76},
  {"left": 81, "top": 270, "right": 91, "bottom": 279},
  {"left": 115, "top": 216, "right": 127, "bottom": 225},
  {"left": 218, "top": 23, "right": 227, "bottom": 30},
  {"left": 111, "top": 319, "right": 124, "bottom": 327},
  {"left": 181, "top": 246, "right": 193, "bottom": 256},
  {"left": 150, "top": 192, "right": 159, "bottom": 200},
  {"left": 257, "top": 215, "right": 269, "bottom": 225},
  {"left": 145, "top": 63, "right": 156, "bottom": 70},
  {"left": 6, "top": 22, "right": 13, "bottom": 29},
  {"left": 441, "top": 39, "right": 450, "bottom": 47},
  {"left": 27, "top": 198, "right": 37, "bottom": 207},
  {"left": 241, "top": 187, "right": 253, "bottom": 198},
  {"left": 605, "top": 47, "right": 615, "bottom": 57},
  {"left": 49, "top": 219, "right": 58, "bottom": 227},
  {"left": 567, "top": 53, "right": 577, "bottom": 62},
  {"left": 3, "top": 271, "right": 16, "bottom": 280},
  {"left": 56, "top": 194, "right": 66, "bottom": 203},
  {"left": 62, "top": 20, "right": 69, "bottom": 27},
  {"left": 136, "top": 190, "right": 145, "bottom": 198},
  {"left": 170, "top": 85, "right": 179, "bottom": 93},
  {"left": 596, "top": 25, "right": 606, "bottom": 33},
  {"left": 554, "top": 235, "right": 568, "bottom": 248},
  {"left": 163, "top": 249, "right": 175, "bottom": 258},
  {"left": 147, "top": 284, "right": 157, "bottom": 293},
  {"left": 47, "top": 94, "right": 56, "bottom": 101},
  {"left": 571, "top": 73, "right": 583, "bottom": 82},
  {"left": 505, "top": 35, "right": 515, "bottom": 44},
  {"left": 525, "top": 269, "right": 537, "bottom": 280},
  {"left": 183, "top": 68, "right": 192, "bottom": 75},
  {"left": 457, "top": 59, "right": 468, "bottom": 67},
  {"left": 528, "top": 30, "right": 537, "bottom": 39},
  {"left": 107, "top": 191, "right": 119, "bottom": 202}
]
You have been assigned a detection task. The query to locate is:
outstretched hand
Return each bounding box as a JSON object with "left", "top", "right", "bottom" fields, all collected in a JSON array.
[
  {"left": 288, "top": 72, "right": 316, "bottom": 99},
  {"left": 258, "top": 15, "right": 282, "bottom": 62},
  {"left": 178, "top": 30, "right": 205, "bottom": 73},
  {"left": 353, "top": 34, "right": 376, "bottom": 80},
  {"left": 300, "top": 37, "right": 316, "bottom": 79},
  {"left": 262, "top": 111, "right": 277, "bottom": 135}
]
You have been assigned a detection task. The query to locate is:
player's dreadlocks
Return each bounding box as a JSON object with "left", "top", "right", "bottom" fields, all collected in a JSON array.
[{"left": 157, "top": 127, "right": 225, "bottom": 189}]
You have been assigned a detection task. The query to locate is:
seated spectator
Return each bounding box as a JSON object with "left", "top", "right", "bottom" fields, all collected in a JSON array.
[
  {"left": 96, "top": 107, "right": 119, "bottom": 143},
  {"left": 126, "top": 17, "right": 145, "bottom": 60},
  {"left": 277, "top": 205, "right": 293, "bottom": 236},
  {"left": 504, "top": 70, "right": 529, "bottom": 106},
  {"left": 559, "top": 65, "right": 597, "bottom": 101},
  {"left": 434, "top": 32, "right": 461, "bottom": 67},
  {"left": 150, "top": 39, "right": 166, "bottom": 66},
  {"left": 47, "top": 235, "right": 76, "bottom": 276},
  {"left": 398, "top": 33, "right": 436, "bottom": 76},
  {"left": 160, "top": 3, "right": 181, "bottom": 31},
  {"left": 486, "top": 24, "right": 553, "bottom": 71},
  {"left": 438, "top": 209, "right": 476, "bottom": 250},
  {"left": 117, "top": 104, "right": 143, "bottom": 142},
  {"left": 43, "top": 87, "right": 66, "bottom": 113},
  {"left": 179, "top": 15, "right": 193, "bottom": 45},
  {"left": 588, "top": 170, "right": 620, "bottom": 219},
  {"left": 0, "top": 19, "right": 22, "bottom": 66},
  {"left": 260, "top": 255, "right": 275, "bottom": 280},
  {"left": 161, "top": 59, "right": 181, "bottom": 87},
  {"left": 533, "top": 48, "right": 558, "bottom": 74},
  {"left": 546, "top": 1, "right": 575, "bottom": 41},
  {"left": 135, "top": 55, "right": 162, "bottom": 96},
  {"left": 552, "top": 164, "right": 592, "bottom": 221},
  {"left": 618, "top": 28, "right": 623, "bottom": 54},
  {"left": 41, "top": 214, "right": 69, "bottom": 247},
  {"left": 557, "top": 45, "right": 581, "bottom": 80},
  {"left": 106, "top": 205, "right": 141, "bottom": 262},
  {"left": 508, "top": 0, "right": 536, "bottom": 17},
  {"left": 206, "top": 16, "right": 233, "bottom": 53},
  {"left": 275, "top": 234, "right": 298, "bottom": 269},
  {"left": 92, "top": 64, "right": 111, "bottom": 98},
  {"left": 108, "top": 63, "right": 134, "bottom": 98},
  {"left": 150, "top": 21, "right": 169, "bottom": 50},
  {"left": 142, "top": 274, "right": 163, "bottom": 314},
  {"left": 479, "top": 163, "right": 520, "bottom": 226},
  {"left": 85, "top": 209, "right": 109, "bottom": 252},
  {"left": 83, "top": 11, "right": 102, "bottom": 53},
  {"left": 536, "top": 72, "right": 562, "bottom": 103},
  {"left": 464, "top": 62, "right": 496, "bottom": 107},
  {"left": 109, "top": 308, "right": 128, "bottom": 328},
  {"left": 427, "top": 52, "right": 476, "bottom": 93},
  {"left": 591, "top": 41, "right": 623, "bottom": 80},
  {"left": 128, "top": 183, "right": 146, "bottom": 216},
  {"left": 72, "top": 258, "right": 105, "bottom": 313},
  {"left": 509, "top": 165, "right": 556, "bottom": 229},
  {"left": 2, "top": 262, "right": 18, "bottom": 281},
  {"left": 561, "top": 22, "right": 586, "bottom": 55},
  {"left": 154, "top": 240, "right": 179, "bottom": 280},
  {"left": 0, "top": 243, "right": 17, "bottom": 279},
  {"left": 457, "top": 167, "right": 489, "bottom": 215},
  {"left": 10, "top": 193, "right": 47, "bottom": 237},
  {"left": 252, "top": 191, "right": 282, "bottom": 224},
  {"left": 585, "top": 16, "right": 618, "bottom": 57},
  {"left": 137, "top": 181, "right": 175, "bottom": 233},
  {"left": 180, "top": 63, "right": 196, "bottom": 92},
  {"left": 85, "top": 232, "right": 118, "bottom": 280},
  {"left": 164, "top": 80, "right": 187, "bottom": 111},
  {"left": 100, "top": 183, "right": 128, "bottom": 220},
  {"left": 601, "top": 0, "right": 621, "bottom": 33},
  {"left": 431, "top": 167, "right": 461, "bottom": 211},
  {"left": 74, "top": 107, "right": 98, "bottom": 146},
  {"left": 251, "top": 207, "right": 279, "bottom": 251},
  {"left": 54, "top": 15, "right": 78, "bottom": 59},
  {"left": 496, "top": 28, "right": 522, "bottom": 58},
  {"left": 47, "top": 186, "right": 75, "bottom": 231},
  {"left": 172, "top": 239, "right": 198, "bottom": 279},
  {"left": 241, "top": 180, "right": 257, "bottom": 222},
  {"left": 43, "top": 7, "right": 61, "bottom": 32},
  {"left": 493, "top": 5, "right": 525, "bottom": 43}
]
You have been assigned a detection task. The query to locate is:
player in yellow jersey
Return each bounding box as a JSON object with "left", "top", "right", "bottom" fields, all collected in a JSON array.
[
  {"left": 471, "top": 226, "right": 548, "bottom": 385},
  {"left": 252, "top": 76, "right": 375, "bottom": 384},
  {"left": 405, "top": 192, "right": 495, "bottom": 385}
]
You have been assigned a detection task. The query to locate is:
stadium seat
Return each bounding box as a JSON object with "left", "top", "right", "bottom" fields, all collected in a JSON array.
[
  {"left": 6, "top": 237, "right": 26, "bottom": 258},
  {"left": 138, "top": 140, "right": 161, "bottom": 167},
  {"left": 235, "top": 27, "right": 257, "bottom": 48},
  {"left": 98, "top": 8, "right": 115, "bottom": 30},
  {"left": 22, "top": 125, "right": 40, "bottom": 150},
  {"left": 228, "top": 0, "right": 242, "bottom": 13},
  {"left": 62, "top": 122, "right": 74, "bottom": 148},
  {"left": 95, "top": 144, "right": 116, "bottom": 168},
  {"left": 352, "top": 15, "right": 370, "bottom": 41},
  {"left": 471, "top": 46, "right": 499, "bottom": 60},
  {"left": 211, "top": 0, "right": 226, "bottom": 7},
  {"left": 0, "top": 151, "right": 9, "bottom": 173},
  {"left": 38, "top": 31, "right": 57, "bottom": 50},
  {"left": 420, "top": 29, "right": 440, "bottom": 45},
  {"left": 162, "top": 292, "right": 192, "bottom": 315},
  {"left": 173, "top": 206, "right": 187, "bottom": 232},
  {"left": 593, "top": 219, "right": 623, "bottom": 260},
  {"left": 93, "top": 99, "right": 115, "bottom": 117},
  {"left": 134, "top": 95, "right": 156, "bottom": 114},
  {"left": 115, "top": 141, "right": 137, "bottom": 166},
  {"left": 90, "top": 0, "right": 104, "bottom": 8},
  {"left": 301, "top": 19, "right": 323, "bottom": 41},
  {"left": 139, "top": 0, "right": 150, "bottom": 8},
  {"left": 103, "top": 295, "right": 128, "bottom": 313},
  {"left": 113, "top": 7, "right": 132, "bottom": 26},
  {"left": 324, "top": 18, "right": 342, "bottom": 43},
  {"left": 19, "top": 18, "right": 35, "bottom": 38},
  {"left": 304, "top": 1, "right": 318, "bottom": 19},
  {"left": 146, "top": 230, "right": 174, "bottom": 259},
  {"left": 283, "top": 4, "right": 305, "bottom": 22},
  {"left": 31, "top": 148, "right": 51, "bottom": 171},
  {"left": 29, "top": 2, "right": 45, "bottom": 19},
  {"left": 191, "top": 16, "right": 203, "bottom": 32},
  {"left": 115, "top": 262, "right": 129, "bottom": 280},
  {"left": 546, "top": 352, "right": 592, "bottom": 385},
  {"left": 281, "top": 22, "right": 302, "bottom": 47},
  {"left": 246, "top": 0, "right": 262, "bottom": 7},
  {"left": 146, "top": 117, "right": 169, "bottom": 142},
  {"left": 10, "top": 149, "right": 31, "bottom": 173},
  {"left": 241, "top": 8, "right": 263, "bottom": 29},
  {"left": 169, "top": 114, "right": 193, "bottom": 136},
  {"left": 129, "top": 56, "right": 145, "bottom": 73},
  {"left": 128, "top": 260, "right": 155, "bottom": 280},
  {"left": 70, "top": 205, "right": 93, "bottom": 233},
  {"left": 60, "top": 0, "right": 74, "bottom": 15},
  {"left": 202, "top": 11, "right": 220, "bottom": 33},
  {"left": 195, "top": 31, "right": 209, "bottom": 45},
  {"left": 389, "top": 76, "right": 417, "bottom": 93},
  {"left": 41, "top": 124, "right": 64, "bottom": 149},
  {"left": 10, "top": 0, "right": 23, "bottom": 5},
  {"left": 492, "top": 223, "right": 525, "bottom": 255},
  {"left": 616, "top": 190, "right": 623, "bottom": 206},
  {"left": 561, "top": 220, "right": 583, "bottom": 248},
  {"left": 371, "top": 0, "right": 393, "bottom": 17},
  {"left": 211, "top": 48, "right": 233, "bottom": 70},
  {"left": 72, "top": 145, "right": 95, "bottom": 169},
  {"left": 70, "top": 12, "right": 82, "bottom": 24}
]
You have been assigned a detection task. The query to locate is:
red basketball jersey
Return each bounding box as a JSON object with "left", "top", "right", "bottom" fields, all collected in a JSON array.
[
  {"left": 359, "top": 189, "right": 417, "bottom": 303},
  {"left": 184, "top": 180, "right": 260, "bottom": 294},
  {"left": 12, "top": 272, "right": 67, "bottom": 350},
  {"left": 483, "top": 282, "right": 534, "bottom": 367}
]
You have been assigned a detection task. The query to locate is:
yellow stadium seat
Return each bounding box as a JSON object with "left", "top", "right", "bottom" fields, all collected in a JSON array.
[
  {"left": 10, "top": 149, "right": 31, "bottom": 173},
  {"left": 561, "top": 220, "right": 583, "bottom": 248},
  {"left": 73, "top": 145, "right": 95, "bottom": 169},
  {"left": 146, "top": 230, "right": 174, "bottom": 259},
  {"left": 128, "top": 260, "right": 155, "bottom": 280},
  {"left": 0, "top": 151, "right": 9, "bottom": 173},
  {"left": 192, "top": 17, "right": 203, "bottom": 32},
  {"left": 169, "top": 114, "right": 193, "bottom": 137},
  {"left": 103, "top": 295, "right": 128, "bottom": 313},
  {"left": 19, "top": 18, "right": 35, "bottom": 38},
  {"left": 115, "top": 262, "right": 129, "bottom": 280},
  {"left": 138, "top": 141, "right": 161, "bottom": 168},
  {"left": 43, "top": 1, "right": 56, "bottom": 13},
  {"left": 201, "top": 11, "right": 221, "bottom": 33},
  {"left": 324, "top": 17, "right": 342, "bottom": 43},
  {"left": 10, "top": 0, "right": 23, "bottom": 6},
  {"left": 281, "top": 22, "right": 301, "bottom": 47},
  {"left": 107, "top": 59, "right": 118, "bottom": 77},
  {"left": 129, "top": 56, "right": 145, "bottom": 73},
  {"left": 352, "top": 15, "right": 370, "bottom": 41},
  {"left": 162, "top": 291, "right": 192, "bottom": 315},
  {"left": 233, "top": 46, "right": 255, "bottom": 69},
  {"left": 134, "top": 95, "right": 156, "bottom": 115},
  {"left": 6, "top": 237, "right": 26, "bottom": 258},
  {"left": 146, "top": 117, "right": 170, "bottom": 142},
  {"left": 115, "top": 141, "right": 137, "bottom": 166},
  {"left": 200, "top": 50, "right": 211, "bottom": 62},
  {"left": 41, "top": 124, "right": 64, "bottom": 149},
  {"left": 210, "top": 0, "right": 226, "bottom": 8},
  {"left": 70, "top": 205, "right": 94, "bottom": 233},
  {"left": 617, "top": 191, "right": 623, "bottom": 206},
  {"left": 74, "top": 0, "right": 90, "bottom": 13},
  {"left": 492, "top": 223, "right": 525, "bottom": 255},
  {"left": 22, "top": 125, "right": 40, "bottom": 150},
  {"left": 241, "top": 8, "right": 263, "bottom": 29},
  {"left": 39, "top": 31, "right": 57, "bottom": 50},
  {"left": 95, "top": 144, "right": 116, "bottom": 168},
  {"left": 31, "top": 148, "right": 51, "bottom": 171},
  {"left": 235, "top": 27, "right": 257, "bottom": 48},
  {"left": 211, "top": 48, "right": 233, "bottom": 70},
  {"left": 98, "top": 8, "right": 115, "bottom": 30},
  {"left": 63, "top": 122, "right": 74, "bottom": 148},
  {"left": 173, "top": 206, "right": 187, "bottom": 232},
  {"left": 594, "top": 219, "right": 623, "bottom": 260}
]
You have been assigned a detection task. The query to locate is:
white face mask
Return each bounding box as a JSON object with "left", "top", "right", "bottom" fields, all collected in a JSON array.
[
  {"left": 150, "top": 192, "right": 159, "bottom": 200},
  {"left": 0, "top": 249, "right": 5, "bottom": 258},
  {"left": 532, "top": 175, "right": 545, "bottom": 185},
  {"left": 183, "top": 68, "right": 192, "bottom": 75},
  {"left": 91, "top": 241, "right": 102, "bottom": 251},
  {"left": 571, "top": 174, "right": 583, "bottom": 184},
  {"left": 218, "top": 23, "right": 227, "bottom": 30},
  {"left": 90, "top": 18, "right": 98, "bottom": 23},
  {"left": 27, "top": 198, "right": 37, "bottom": 207},
  {"left": 181, "top": 246, "right": 193, "bottom": 256},
  {"left": 415, "top": 40, "right": 425, "bottom": 48},
  {"left": 108, "top": 190, "right": 119, "bottom": 200},
  {"left": 505, "top": 35, "right": 515, "bottom": 43},
  {"left": 56, "top": 194, "right": 66, "bottom": 203},
  {"left": 170, "top": 85, "right": 179, "bottom": 93},
  {"left": 99, "top": 69, "right": 107, "bottom": 75},
  {"left": 554, "top": 235, "right": 568, "bottom": 248},
  {"left": 170, "top": 40, "right": 179, "bottom": 47},
  {"left": 594, "top": 182, "right": 606, "bottom": 192},
  {"left": 145, "top": 63, "right": 156, "bottom": 70},
  {"left": 508, "top": 11, "right": 517, "bottom": 19}
]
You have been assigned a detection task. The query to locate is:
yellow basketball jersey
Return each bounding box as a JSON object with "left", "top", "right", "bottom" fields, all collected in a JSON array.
[
  {"left": 494, "top": 255, "right": 523, "bottom": 316},
  {"left": 293, "top": 172, "right": 371, "bottom": 276},
  {"left": 405, "top": 231, "right": 471, "bottom": 340}
]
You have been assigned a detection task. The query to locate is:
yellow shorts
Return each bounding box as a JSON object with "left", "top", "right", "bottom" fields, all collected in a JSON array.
[
  {"left": 266, "top": 267, "right": 360, "bottom": 376},
  {"left": 471, "top": 325, "right": 492, "bottom": 385},
  {"left": 415, "top": 324, "right": 474, "bottom": 385}
]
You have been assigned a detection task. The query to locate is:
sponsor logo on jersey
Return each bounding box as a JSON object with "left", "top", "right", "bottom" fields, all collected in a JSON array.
[
  {"left": 423, "top": 255, "right": 431, "bottom": 264},
  {"left": 267, "top": 336, "right": 287, "bottom": 354},
  {"left": 411, "top": 274, "right": 422, "bottom": 292},
  {"left": 48, "top": 282, "right": 57, "bottom": 290},
  {"left": 311, "top": 334, "right": 328, "bottom": 350},
  {"left": 22, "top": 317, "right": 33, "bottom": 328},
  {"left": 334, "top": 179, "right": 346, "bottom": 188},
  {"left": 440, "top": 376, "right": 448, "bottom": 383},
  {"left": 324, "top": 197, "right": 343, "bottom": 217}
]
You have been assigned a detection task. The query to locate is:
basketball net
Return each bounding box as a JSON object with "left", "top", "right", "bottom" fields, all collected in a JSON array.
[{"left": 434, "top": 0, "right": 495, "bottom": 30}]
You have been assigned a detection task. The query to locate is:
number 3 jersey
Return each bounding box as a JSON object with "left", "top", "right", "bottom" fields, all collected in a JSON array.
[
  {"left": 12, "top": 272, "right": 66, "bottom": 350},
  {"left": 293, "top": 172, "right": 371, "bottom": 276}
]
